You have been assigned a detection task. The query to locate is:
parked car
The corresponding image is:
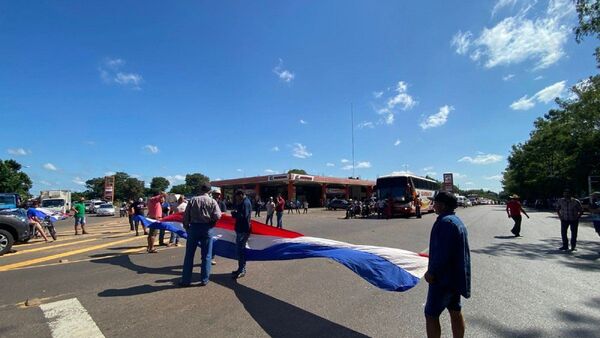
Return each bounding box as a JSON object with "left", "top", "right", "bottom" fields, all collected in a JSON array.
[
  {"left": 91, "top": 200, "right": 105, "bottom": 213},
  {"left": 580, "top": 197, "right": 591, "bottom": 213},
  {"left": 0, "top": 209, "right": 32, "bottom": 255},
  {"left": 327, "top": 199, "right": 349, "bottom": 210},
  {"left": 96, "top": 203, "right": 115, "bottom": 216}
]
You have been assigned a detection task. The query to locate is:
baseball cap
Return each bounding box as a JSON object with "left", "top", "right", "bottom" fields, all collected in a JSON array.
[{"left": 433, "top": 191, "right": 458, "bottom": 210}]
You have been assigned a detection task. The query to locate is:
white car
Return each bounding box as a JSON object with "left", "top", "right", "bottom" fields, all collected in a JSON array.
[{"left": 96, "top": 203, "right": 115, "bottom": 216}]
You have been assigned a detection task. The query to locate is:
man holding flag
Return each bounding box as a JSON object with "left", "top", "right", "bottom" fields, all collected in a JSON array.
[{"left": 181, "top": 184, "right": 221, "bottom": 287}]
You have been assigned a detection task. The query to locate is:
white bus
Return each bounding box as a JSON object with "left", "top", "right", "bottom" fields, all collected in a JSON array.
[{"left": 376, "top": 174, "right": 439, "bottom": 217}]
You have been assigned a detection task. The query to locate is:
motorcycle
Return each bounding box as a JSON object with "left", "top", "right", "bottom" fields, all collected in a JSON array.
[{"left": 39, "top": 216, "right": 57, "bottom": 240}]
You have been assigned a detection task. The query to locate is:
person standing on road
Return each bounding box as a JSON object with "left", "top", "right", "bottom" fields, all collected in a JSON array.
[
  {"left": 424, "top": 191, "right": 471, "bottom": 338},
  {"left": 303, "top": 199, "right": 309, "bottom": 214},
  {"left": 589, "top": 192, "right": 600, "bottom": 254},
  {"left": 276, "top": 194, "right": 285, "bottom": 229},
  {"left": 254, "top": 197, "right": 263, "bottom": 218},
  {"left": 231, "top": 190, "right": 252, "bottom": 279},
  {"left": 556, "top": 189, "right": 583, "bottom": 251},
  {"left": 414, "top": 194, "right": 422, "bottom": 219},
  {"left": 146, "top": 192, "right": 167, "bottom": 253},
  {"left": 181, "top": 183, "right": 221, "bottom": 287},
  {"left": 132, "top": 198, "right": 147, "bottom": 236},
  {"left": 168, "top": 196, "right": 187, "bottom": 247},
  {"left": 506, "top": 195, "right": 529, "bottom": 237},
  {"left": 265, "top": 197, "right": 275, "bottom": 226},
  {"left": 127, "top": 200, "right": 135, "bottom": 231},
  {"left": 70, "top": 197, "right": 88, "bottom": 235}
]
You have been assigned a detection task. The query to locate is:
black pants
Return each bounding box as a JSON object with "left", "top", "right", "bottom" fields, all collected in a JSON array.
[
  {"left": 128, "top": 215, "right": 134, "bottom": 231},
  {"left": 511, "top": 215, "right": 522, "bottom": 236},
  {"left": 561, "top": 220, "right": 579, "bottom": 249},
  {"left": 415, "top": 206, "right": 421, "bottom": 218}
]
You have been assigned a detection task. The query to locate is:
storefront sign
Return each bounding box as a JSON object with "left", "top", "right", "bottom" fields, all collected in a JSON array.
[
  {"left": 326, "top": 188, "right": 346, "bottom": 194},
  {"left": 268, "top": 174, "right": 289, "bottom": 181},
  {"left": 292, "top": 174, "right": 314, "bottom": 182}
]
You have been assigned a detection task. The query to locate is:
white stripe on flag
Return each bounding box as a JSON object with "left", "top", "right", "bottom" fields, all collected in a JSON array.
[{"left": 40, "top": 298, "right": 105, "bottom": 338}]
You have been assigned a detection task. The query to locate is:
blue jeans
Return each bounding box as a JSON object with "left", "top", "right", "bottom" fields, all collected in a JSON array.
[
  {"left": 169, "top": 232, "right": 179, "bottom": 245},
  {"left": 236, "top": 232, "right": 250, "bottom": 273},
  {"left": 181, "top": 223, "right": 213, "bottom": 284},
  {"left": 276, "top": 211, "right": 283, "bottom": 228}
]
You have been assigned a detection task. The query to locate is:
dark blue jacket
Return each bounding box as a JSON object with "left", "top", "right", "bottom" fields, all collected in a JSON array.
[
  {"left": 428, "top": 212, "right": 471, "bottom": 298},
  {"left": 233, "top": 197, "right": 252, "bottom": 233}
]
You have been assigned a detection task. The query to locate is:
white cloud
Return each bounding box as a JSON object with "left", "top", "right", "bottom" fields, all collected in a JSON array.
[
  {"left": 273, "top": 59, "right": 295, "bottom": 83},
  {"left": 394, "top": 139, "right": 401, "bottom": 146},
  {"left": 342, "top": 161, "right": 372, "bottom": 170},
  {"left": 374, "top": 81, "right": 417, "bottom": 126},
  {"left": 326, "top": 163, "right": 335, "bottom": 167},
  {"left": 236, "top": 169, "right": 243, "bottom": 172},
  {"left": 271, "top": 146, "right": 280, "bottom": 152},
  {"left": 143, "top": 145, "right": 159, "bottom": 154},
  {"left": 453, "top": 0, "right": 575, "bottom": 70},
  {"left": 459, "top": 153, "right": 504, "bottom": 164},
  {"left": 99, "top": 58, "right": 143, "bottom": 89},
  {"left": 510, "top": 80, "right": 566, "bottom": 110},
  {"left": 7, "top": 148, "right": 29, "bottom": 156},
  {"left": 465, "top": 182, "right": 475, "bottom": 186},
  {"left": 453, "top": 172, "right": 468, "bottom": 179},
  {"left": 341, "top": 159, "right": 350, "bottom": 163},
  {"left": 451, "top": 31, "right": 473, "bottom": 55},
  {"left": 43, "top": 163, "right": 57, "bottom": 171},
  {"left": 492, "top": 0, "right": 518, "bottom": 17},
  {"left": 39, "top": 180, "right": 53, "bottom": 186},
  {"left": 373, "top": 91, "right": 384, "bottom": 98},
  {"left": 534, "top": 75, "right": 544, "bottom": 80},
  {"left": 264, "top": 169, "right": 276, "bottom": 174},
  {"left": 502, "top": 74, "right": 515, "bottom": 81},
  {"left": 384, "top": 113, "right": 394, "bottom": 125},
  {"left": 292, "top": 143, "right": 312, "bottom": 159},
  {"left": 357, "top": 121, "right": 375, "bottom": 129},
  {"left": 299, "top": 119, "right": 308, "bottom": 125},
  {"left": 166, "top": 175, "right": 186, "bottom": 184},
  {"left": 420, "top": 105, "right": 453, "bottom": 130},
  {"left": 423, "top": 166, "right": 434, "bottom": 171},
  {"left": 105, "top": 171, "right": 116, "bottom": 176},
  {"left": 485, "top": 174, "right": 504, "bottom": 180},
  {"left": 390, "top": 170, "right": 413, "bottom": 175},
  {"left": 72, "top": 177, "right": 86, "bottom": 185}
]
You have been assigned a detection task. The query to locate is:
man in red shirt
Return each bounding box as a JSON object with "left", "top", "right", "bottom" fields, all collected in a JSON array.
[
  {"left": 506, "top": 194, "right": 529, "bottom": 237},
  {"left": 147, "top": 192, "right": 167, "bottom": 253}
]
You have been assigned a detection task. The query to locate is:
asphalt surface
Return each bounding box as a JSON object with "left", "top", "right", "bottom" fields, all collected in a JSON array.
[{"left": 0, "top": 206, "right": 599, "bottom": 337}]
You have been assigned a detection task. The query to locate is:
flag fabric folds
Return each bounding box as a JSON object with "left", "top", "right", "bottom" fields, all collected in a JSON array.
[
  {"left": 31, "top": 207, "right": 68, "bottom": 223},
  {"left": 134, "top": 212, "right": 428, "bottom": 292}
]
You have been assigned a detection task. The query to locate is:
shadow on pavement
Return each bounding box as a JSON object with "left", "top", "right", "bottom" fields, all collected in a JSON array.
[
  {"left": 211, "top": 273, "right": 368, "bottom": 338},
  {"left": 471, "top": 316, "right": 544, "bottom": 337},
  {"left": 473, "top": 238, "right": 600, "bottom": 271},
  {"left": 93, "top": 256, "right": 367, "bottom": 337}
]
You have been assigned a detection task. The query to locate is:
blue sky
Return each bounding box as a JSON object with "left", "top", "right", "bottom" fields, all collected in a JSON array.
[{"left": 1, "top": 0, "right": 597, "bottom": 194}]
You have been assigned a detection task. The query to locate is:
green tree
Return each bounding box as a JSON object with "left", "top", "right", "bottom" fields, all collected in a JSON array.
[
  {"left": 185, "top": 173, "right": 210, "bottom": 195},
  {"left": 84, "top": 177, "right": 105, "bottom": 199},
  {"left": 287, "top": 169, "right": 307, "bottom": 175},
  {"left": 0, "top": 159, "right": 32, "bottom": 199},
  {"left": 121, "top": 177, "right": 145, "bottom": 201},
  {"left": 170, "top": 184, "right": 191, "bottom": 195},
  {"left": 150, "top": 177, "right": 170, "bottom": 195},
  {"left": 574, "top": 0, "right": 600, "bottom": 65}
]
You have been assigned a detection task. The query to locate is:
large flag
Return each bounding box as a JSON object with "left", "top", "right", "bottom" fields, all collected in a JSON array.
[
  {"left": 29, "top": 207, "right": 68, "bottom": 223},
  {"left": 134, "top": 213, "right": 429, "bottom": 292}
]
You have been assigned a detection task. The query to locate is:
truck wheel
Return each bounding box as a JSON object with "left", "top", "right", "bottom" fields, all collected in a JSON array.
[{"left": 0, "top": 229, "right": 15, "bottom": 256}]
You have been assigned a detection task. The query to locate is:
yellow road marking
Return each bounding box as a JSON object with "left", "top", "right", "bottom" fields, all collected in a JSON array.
[
  {"left": 0, "top": 236, "right": 142, "bottom": 272},
  {"left": 6, "top": 238, "right": 99, "bottom": 256}
]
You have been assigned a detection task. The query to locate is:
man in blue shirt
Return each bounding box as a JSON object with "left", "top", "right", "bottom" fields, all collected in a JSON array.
[
  {"left": 231, "top": 190, "right": 252, "bottom": 279},
  {"left": 424, "top": 191, "right": 471, "bottom": 338}
]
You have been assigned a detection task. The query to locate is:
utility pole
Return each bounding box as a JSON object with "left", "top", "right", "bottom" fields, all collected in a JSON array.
[{"left": 351, "top": 103, "right": 355, "bottom": 178}]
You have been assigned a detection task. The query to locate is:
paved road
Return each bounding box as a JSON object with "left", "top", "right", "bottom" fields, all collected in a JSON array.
[{"left": 1, "top": 206, "right": 599, "bottom": 337}]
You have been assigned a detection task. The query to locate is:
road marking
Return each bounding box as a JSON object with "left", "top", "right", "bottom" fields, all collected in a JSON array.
[
  {"left": 40, "top": 298, "right": 105, "bottom": 338},
  {"left": 4, "top": 238, "right": 98, "bottom": 256},
  {"left": 0, "top": 236, "right": 140, "bottom": 272}
]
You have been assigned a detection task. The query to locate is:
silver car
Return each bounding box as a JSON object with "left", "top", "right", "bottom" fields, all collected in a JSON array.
[{"left": 96, "top": 203, "right": 115, "bottom": 216}]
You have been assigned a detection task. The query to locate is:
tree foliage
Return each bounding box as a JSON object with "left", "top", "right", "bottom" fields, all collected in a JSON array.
[
  {"left": 0, "top": 159, "right": 32, "bottom": 199},
  {"left": 574, "top": 0, "right": 600, "bottom": 65},
  {"left": 150, "top": 177, "right": 170, "bottom": 195},
  {"left": 503, "top": 76, "right": 600, "bottom": 199},
  {"left": 287, "top": 169, "right": 307, "bottom": 175},
  {"left": 169, "top": 173, "right": 210, "bottom": 195},
  {"left": 85, "top": 172, "right": 145, "bottom": 201}
]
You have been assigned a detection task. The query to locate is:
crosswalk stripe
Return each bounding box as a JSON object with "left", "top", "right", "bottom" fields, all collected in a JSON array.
[
  {"left": 4, "top": 238, "right": 99, "bottom": 256},
  {"left": 40, "top": 298, "right": 105, "bottom": 338},
  {"left": 0, "top": 236, "right": 140, "bottom": 272}
]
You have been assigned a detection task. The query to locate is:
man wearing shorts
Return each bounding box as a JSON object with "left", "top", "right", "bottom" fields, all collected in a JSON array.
[
  {"left": 424, "top": 191, "right": 471, "bottom": 338},
  {"left": 71, "top": 198, "right": 88, "bottom": 235}
]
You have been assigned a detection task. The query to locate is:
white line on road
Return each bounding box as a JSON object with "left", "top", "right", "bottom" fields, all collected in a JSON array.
[{"left": 39, "top": 298, "right": 105, "bottom": 338}]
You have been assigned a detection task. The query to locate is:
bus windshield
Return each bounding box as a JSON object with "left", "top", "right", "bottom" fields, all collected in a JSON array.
[
  {"left": 41, "top": 199, "right": 65, "bottom": 208},
  {"left": 377, "top": 177, "right": 409, "bottom": 201}
]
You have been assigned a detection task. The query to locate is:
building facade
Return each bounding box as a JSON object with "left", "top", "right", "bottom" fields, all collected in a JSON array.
[{"left": 211, "top": 173, "right": 375, "bottom": 207}]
